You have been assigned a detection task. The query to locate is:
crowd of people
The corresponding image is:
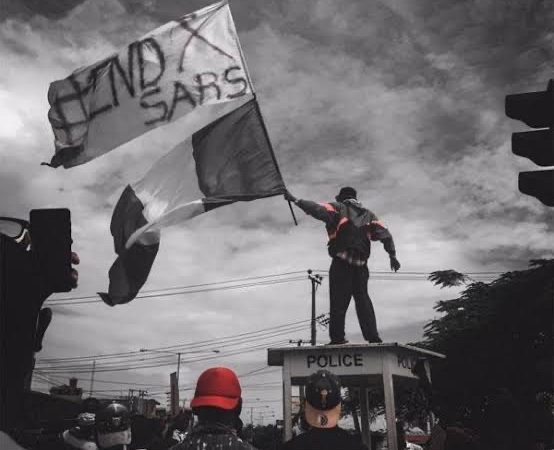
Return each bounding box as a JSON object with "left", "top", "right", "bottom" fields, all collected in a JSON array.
[
  {"left": 50, "top": 366, "right": 444, "bottom": 450},
  {"left": 4, "top": 363, "right": 547, "bottom": 450},
  {"left": 0, "top": 365, "right": 440, "bottom": 450}
]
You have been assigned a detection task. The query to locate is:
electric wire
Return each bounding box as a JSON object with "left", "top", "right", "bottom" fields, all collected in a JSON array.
[
  {"left": 37, "top": 321, "right": 308, "bottom": 366},
  {"left": 37, "top": 338, "right": 292, "bottom": 374},
  {"left": 44, "top": 269, "right": 503, "bottom": 307},
  {"left": 46, "top": 275, "right": 308, "bottom": 306},
  {"left": 37, "top": 317, "right": 317, "bottom": 364},
  {"left": 47, "top": 270, "right": 309, "bottom": 302}
]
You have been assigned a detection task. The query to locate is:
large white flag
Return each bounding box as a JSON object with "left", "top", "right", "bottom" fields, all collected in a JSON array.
[
  {"left": 46, "top": 1, "right": 289, "bottom": 306},
  {"left": 99, "top": 98, "right": 286, "bottom": 305},
  {"left": 47, "top": 0, "right": 252, "bottom": 168}
]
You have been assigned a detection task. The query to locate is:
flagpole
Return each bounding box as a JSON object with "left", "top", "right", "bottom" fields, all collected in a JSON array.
[
  {"left": 253, "top": 96, "right": 298, "bottom": 226},
  {"left": 228, "top": 2, "right": 297, "bottom": 226}
]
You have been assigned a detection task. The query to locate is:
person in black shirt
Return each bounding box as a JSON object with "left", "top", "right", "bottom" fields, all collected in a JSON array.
[
  {"left": 285, "top": 187, "right": 400, "bottom": 344},
  {"left": 281, "top": 370, "right": 368, "bottom": 450}
]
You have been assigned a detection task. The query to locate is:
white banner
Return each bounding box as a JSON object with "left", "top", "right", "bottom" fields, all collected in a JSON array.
[{"left": 47, "top": 0, "right": 252, "bottom": 168}]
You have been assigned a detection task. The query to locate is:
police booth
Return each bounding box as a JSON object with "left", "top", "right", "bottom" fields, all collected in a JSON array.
[{"left": 267, "top": 343, "right": 445, "bottom": 450}]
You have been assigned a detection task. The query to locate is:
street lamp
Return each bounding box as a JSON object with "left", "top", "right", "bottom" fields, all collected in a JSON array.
[{"left": 138, "top": 348, "right": 220, "bottom": 385}]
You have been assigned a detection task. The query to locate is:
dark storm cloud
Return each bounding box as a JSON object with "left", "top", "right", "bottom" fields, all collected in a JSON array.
[
  {"left": 2, "top": 0, "right": 87, "bottom": 20},
  {"left": 3, "top": 0, "right": 552, "bottom": 407}
]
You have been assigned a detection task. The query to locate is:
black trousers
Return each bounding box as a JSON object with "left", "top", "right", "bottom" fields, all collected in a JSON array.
[{"left": 328, "top": 258, "right": 380, "bottom": 342}]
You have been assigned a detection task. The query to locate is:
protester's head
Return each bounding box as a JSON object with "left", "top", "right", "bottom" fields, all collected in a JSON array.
[
  {"left": 335, "top": 187, "right": 357, "bottom": 202},
  {"left": 304, "top": 370, "right": 342, "bottom": 429},
  {"left": 82, "top": 397, "right": 101, "bottom": 414},
  {"left": 95, "top": 402, "right": 131, "bottom": 449},
  {"left": 191, "top": 367, "right": 242, "bottom": 427},
  {"left": 76, "top": 412, "right": 96, "bottom": 431}
]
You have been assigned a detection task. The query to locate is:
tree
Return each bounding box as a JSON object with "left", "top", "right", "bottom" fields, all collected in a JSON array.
[
  {"left": 251, "top": 424, "right": 282, "bottom": 450},
  {"left": 420, "top": 259, "right": 553, "bottom": 450}
]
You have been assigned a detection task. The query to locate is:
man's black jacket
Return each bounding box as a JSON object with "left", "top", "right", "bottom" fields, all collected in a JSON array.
[{"left": 294, "top": 198, "right": 396, "bottom": 261}]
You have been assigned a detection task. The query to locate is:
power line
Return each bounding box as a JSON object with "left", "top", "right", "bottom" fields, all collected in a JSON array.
[
  {"left": 37, "top": 338, "right": 292, "bottom": 374},
  {"left": 46, "top": 274, "right": 308, "bottom": 306},
  {"left": 38, "top": 340, "right": 291, "bottom": 375},
  {"left": 44, "top": 269, "right": 503, "bottom": 307},
  {"left": 47, "top": 271, "right": 309, "bottom": 302},
  {"left": 37, "top": 317, "right": 317, "bottom": 365},
  {"left": 37, "top": 322, "right": 307, "bottom": 367},
  {"left": 32, "top": 371, "right": 167, "bottom": 388},
  {"left": 48, "top": 276, "right": 306, "bottom": 306}
]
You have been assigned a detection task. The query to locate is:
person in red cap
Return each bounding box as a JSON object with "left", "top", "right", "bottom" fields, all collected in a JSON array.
[
  {"left": 285, "top": 187, "right": 400, "bottom": 344},
  {"left": 170, "top": 367, "right": 257, "bottom": 450}
]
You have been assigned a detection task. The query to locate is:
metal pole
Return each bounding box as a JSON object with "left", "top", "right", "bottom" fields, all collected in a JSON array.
[
  {"left": 311, "top": 277, "right": 316, "bottom": 346},
  {"left": 308, "top": 270, "right": 322, "bottom": 346},
  {"left": 253, "top": 98, "right": 298, "bottom": 226},
  {"left": 176, "top": 353, "right": 181, "bottom": 386},
  {"left": 89, "top": 360, "right": 96, "bottom": 397},
  {"left": 282, "top": 357, "right": 293, "bottom": 441},
  {"left": 359, "top": 384, "right": 371, "bottom": 449},
  {"left": 383, "top": 354, "right": 398, "bottom": 450}
]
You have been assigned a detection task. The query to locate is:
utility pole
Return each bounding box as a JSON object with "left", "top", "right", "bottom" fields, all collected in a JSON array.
[
  {"left": 176, "top": 352, "right": 181, "bottom": 386},
  {"left": 307, "top": 270, "right": 323, "bottom": 346},
  {"left": 89, "top": 360, "right": 96, "bottom": 397}
]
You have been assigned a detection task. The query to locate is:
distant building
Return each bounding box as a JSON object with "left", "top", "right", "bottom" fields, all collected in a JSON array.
[{"left": 49, "top": 377, "right": 83, "bottom": 402}]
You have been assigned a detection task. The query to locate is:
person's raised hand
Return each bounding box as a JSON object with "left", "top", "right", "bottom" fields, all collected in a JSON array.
[{"left": 284, "top": 190, "right": 297, "bottom": 203}]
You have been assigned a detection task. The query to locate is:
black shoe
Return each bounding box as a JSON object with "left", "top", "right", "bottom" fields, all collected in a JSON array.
[
  {"left": 326, "top": 340, "right": 349, "bottom": 345},
  {"left": 367, "top": 337, "right": 382, "bottom": 344}
]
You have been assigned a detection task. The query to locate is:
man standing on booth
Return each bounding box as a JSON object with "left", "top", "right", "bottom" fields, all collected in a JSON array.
[{"left": 285, "top": 187, "right": 400, "bottom": 344}]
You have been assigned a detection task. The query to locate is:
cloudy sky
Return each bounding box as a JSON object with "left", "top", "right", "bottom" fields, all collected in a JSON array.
[{"left": 2, "top": 0, "right": 553, "bottom": 423}]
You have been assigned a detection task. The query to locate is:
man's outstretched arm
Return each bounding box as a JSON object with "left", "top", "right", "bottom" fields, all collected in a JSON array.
[
  {"left": 368, "top": 220, "right": 401, "bottom": 272},
  {"left": 284, "top": 190, "right": 336, "bottom": 225}
]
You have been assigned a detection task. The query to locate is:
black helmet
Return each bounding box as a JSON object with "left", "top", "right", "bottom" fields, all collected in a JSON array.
[{"left": 95, "top": 403, "right": 130, "bottom": 433}]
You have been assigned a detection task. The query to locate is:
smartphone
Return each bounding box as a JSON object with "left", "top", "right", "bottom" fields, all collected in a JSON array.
[{"left": 30, "top": 208, "right": 72, "bottom": 293}]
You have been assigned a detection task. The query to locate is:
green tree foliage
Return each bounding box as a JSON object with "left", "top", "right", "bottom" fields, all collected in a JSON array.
[
  {"left": 428, "top": 269, "right": 471, "bottom": 288},
  {"left": 420, "top": 259, "right": 553, "bottom": 449}
]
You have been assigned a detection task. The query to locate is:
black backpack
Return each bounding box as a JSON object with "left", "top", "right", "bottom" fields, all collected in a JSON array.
[{"left": 326, "top": 203, "right": 372, "bottom": 260}]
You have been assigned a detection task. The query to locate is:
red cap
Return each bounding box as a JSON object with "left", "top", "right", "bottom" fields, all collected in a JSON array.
[{"left": 190, "top": 367, "right": 241, "bottom": 410}]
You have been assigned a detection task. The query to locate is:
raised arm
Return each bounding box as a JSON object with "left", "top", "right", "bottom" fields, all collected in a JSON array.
[{"left": 284, "top": 191, "right": 337, "bottom": 225}]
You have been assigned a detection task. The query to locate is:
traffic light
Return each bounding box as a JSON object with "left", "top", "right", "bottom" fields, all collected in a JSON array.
[{"left": 505, "top": 80, "right": 554, "bottom": 206}]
